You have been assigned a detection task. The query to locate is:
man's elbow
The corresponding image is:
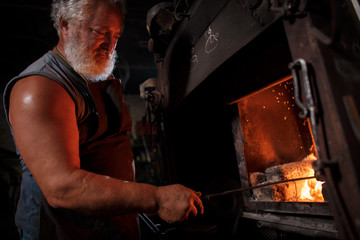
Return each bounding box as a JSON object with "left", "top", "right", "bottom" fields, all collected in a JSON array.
[{"left": 41, "top": 180, "right": 76, "bottom": 209}]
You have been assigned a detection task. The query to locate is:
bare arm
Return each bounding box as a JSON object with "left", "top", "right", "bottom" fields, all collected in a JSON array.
[{"left": 9, "top": 76, "right": 203, "bottom": 222}]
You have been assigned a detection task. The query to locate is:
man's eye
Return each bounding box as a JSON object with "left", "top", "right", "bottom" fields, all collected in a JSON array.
[{"left": 92, "top": 29, "right": 106, "bottom": 35}]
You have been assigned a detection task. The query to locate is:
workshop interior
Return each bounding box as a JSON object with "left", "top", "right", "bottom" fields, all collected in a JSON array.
[{"left": 1, "top": 0, "right": 360, "bottom": 239}]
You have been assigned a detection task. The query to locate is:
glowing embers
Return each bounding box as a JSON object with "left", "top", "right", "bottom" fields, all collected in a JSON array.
[
  {"left": 236, "top": 76, "right": 325, "bottom": 202},
  {"left": 249, "top": 154, "right": 325, "bottom": 202}
]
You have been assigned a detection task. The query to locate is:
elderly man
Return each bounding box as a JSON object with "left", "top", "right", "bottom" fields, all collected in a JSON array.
[{"left": 3, "top": 0, "right": 203, "bottom": 239}]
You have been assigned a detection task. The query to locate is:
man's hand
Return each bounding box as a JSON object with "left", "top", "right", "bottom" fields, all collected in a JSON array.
[{"left": 155, "top": 184, "right": 204, "bottom": 223}]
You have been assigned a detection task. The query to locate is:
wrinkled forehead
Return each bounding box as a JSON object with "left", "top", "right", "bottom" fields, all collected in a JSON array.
[{"left": 82, "top": 0, "right": 124, "bottom": 26}]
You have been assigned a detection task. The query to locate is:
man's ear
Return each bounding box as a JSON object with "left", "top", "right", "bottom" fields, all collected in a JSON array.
[{"left": 59, "top": 17, "right": 70, "bottom": 35}]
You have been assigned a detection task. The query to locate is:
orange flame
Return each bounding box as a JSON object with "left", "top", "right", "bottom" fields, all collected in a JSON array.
[
  {"left": 282, "top": 154, "right": 325, "bottom": 202},
  {"left": 298, "top": 179, "right": 324, "bottom": 202}
]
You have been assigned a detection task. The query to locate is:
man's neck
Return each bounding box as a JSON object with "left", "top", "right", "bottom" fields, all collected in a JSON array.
[{"left": 53, "top": 45, "right": 90, "bottom": 84}]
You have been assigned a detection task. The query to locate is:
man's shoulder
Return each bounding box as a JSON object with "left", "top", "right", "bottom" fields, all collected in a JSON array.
[
  {"left": 10, "top": 75, "right": 73, "bottom": 106},
  {"left": 8, "top": 75, "right": 76, "bottom": 125}
]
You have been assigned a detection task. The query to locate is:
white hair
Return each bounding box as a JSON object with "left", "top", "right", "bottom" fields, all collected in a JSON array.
[{"left": 51, "top": 0, "right": 127, "bottom": 36}]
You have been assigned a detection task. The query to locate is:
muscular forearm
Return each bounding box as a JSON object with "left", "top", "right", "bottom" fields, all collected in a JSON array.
[
  {"left": 43, "top": 168, "right": 203, "bottom": 223},
  {"left": 44, "top": 168, "right": 159, "bottom": 216}
]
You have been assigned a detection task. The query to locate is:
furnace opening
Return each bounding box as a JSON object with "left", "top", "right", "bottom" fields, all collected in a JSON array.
[{"left": 236, "top": 76, "right": 324, "bottom": 202}]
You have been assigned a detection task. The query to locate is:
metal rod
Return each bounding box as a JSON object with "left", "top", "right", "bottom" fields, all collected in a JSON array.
[
  {"left": 203, "top": 176, "right": 317, "bottom": 200},
  {"left": 139, "top": 213, "right": 162, "bottom": 235}
]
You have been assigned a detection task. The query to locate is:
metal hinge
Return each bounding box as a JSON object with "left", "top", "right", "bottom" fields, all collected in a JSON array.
[
  {"left": 289, "top": 59, "right": 326, "bottom": 178},
  {"left": 290, "top": 59, "right": 341, "bottom": 180}
]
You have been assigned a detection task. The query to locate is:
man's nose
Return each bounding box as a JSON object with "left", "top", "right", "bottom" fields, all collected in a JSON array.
[{"left": 100, "top": 34, "right": 117, "bottom": 53}]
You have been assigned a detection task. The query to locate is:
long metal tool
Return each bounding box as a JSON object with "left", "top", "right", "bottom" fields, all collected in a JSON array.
[
  {"left": 139, "top": 213, "right": 162, "bottom": 235},
  {"left": 202, "top": 176, "right": 317, "bottom": 201}
]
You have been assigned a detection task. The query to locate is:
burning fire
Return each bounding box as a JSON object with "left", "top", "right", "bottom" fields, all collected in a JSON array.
[
  {"left": 250, "top": 154, "right": 325, "bottom": 202},
  {"left": 281, "top": 154, "right": 325, "bottom": 202},
  {"left": 298, "top": 179, "right": 324, "bottom": 201}
]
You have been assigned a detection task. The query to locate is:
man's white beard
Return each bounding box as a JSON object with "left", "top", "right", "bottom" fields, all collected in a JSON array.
[{"left": 63, "top": 31, "right": 117, "bottom": 82}]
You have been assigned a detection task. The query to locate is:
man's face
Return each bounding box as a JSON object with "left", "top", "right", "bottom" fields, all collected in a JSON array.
[{"left": 63, "top": 1, "right": 123, "bottom": 81}]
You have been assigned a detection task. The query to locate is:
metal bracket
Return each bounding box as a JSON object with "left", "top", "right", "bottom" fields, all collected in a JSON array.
[
  {"left": 290, "top": 59, "right": 340, "bottom": 180},
  {"left": 289, "top": 59, "right": 314, "bottom": 119},
  {"left": 289, "top": 59, "right": 325, "bottom": 176}
]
